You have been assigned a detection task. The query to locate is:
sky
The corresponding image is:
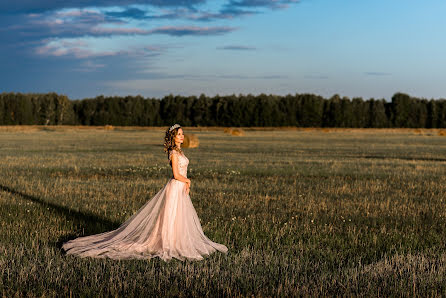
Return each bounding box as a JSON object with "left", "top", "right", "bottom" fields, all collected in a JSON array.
[{"left": 1, "top": 0, "right": 446, "bottom": 100}]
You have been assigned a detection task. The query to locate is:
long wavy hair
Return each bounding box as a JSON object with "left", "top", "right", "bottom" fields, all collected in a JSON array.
[{"left": 163, "top": 125, "right": 182, "bottom": 160}]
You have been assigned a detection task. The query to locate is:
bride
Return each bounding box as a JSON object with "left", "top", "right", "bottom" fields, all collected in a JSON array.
[{"left": 62, "top": 124, "right": 228, "bottom": 261}]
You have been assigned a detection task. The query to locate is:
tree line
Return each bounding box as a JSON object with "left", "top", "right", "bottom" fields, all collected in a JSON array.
[{"left": 1, "top": 92, "right": 446, "bottom": 128}]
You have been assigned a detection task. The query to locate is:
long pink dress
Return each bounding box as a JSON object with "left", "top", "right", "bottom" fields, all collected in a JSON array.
[{"left": 62, "top": 150, "right": 228, "bottom": 261}]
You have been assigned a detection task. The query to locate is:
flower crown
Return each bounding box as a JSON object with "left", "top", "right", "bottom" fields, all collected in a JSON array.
[{"left": 169, "top": 124, "right": 181, "bottom": 131}]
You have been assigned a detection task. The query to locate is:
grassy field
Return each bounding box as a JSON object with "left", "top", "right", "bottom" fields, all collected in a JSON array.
[{"left": 1, "top": 126, "right": 446, "bottom": 296}]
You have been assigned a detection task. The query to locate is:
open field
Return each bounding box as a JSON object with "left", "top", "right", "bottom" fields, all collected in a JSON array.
[{"left": 1, "top": 126, "right": 446, "bottom": 296}]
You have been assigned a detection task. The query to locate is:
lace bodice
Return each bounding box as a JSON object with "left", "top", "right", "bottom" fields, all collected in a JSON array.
[{"left": 169, "top": 150, "right": 189, "bottom": 177}]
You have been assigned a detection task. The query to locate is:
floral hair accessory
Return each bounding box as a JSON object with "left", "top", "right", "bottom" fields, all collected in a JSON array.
[{"left": 169, "top": 124, "right": 181, "bottom": 131}]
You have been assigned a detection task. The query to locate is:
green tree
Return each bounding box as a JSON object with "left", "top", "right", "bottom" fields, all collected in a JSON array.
[{"left": 368, "top": 99, "right": 389, "bottom": 128}]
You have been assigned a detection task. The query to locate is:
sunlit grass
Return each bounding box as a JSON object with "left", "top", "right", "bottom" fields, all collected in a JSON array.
[{"left": 1, "top": 127, "right": 446, "bottom": 296}]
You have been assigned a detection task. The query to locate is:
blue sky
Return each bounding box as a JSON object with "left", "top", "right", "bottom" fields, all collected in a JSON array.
[{"left": 1, "top": 0, "right": 445, "bottom": 100}]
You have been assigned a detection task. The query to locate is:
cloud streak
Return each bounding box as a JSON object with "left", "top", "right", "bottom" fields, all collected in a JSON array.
[
  {"left": 0, "top": 0, "right": 205, "bottom": 13},
  {"left": 227, "top": 0, "right": 299, "bottom": 9},
  {"left": 35, "top": 39, "right": 172, "bottom": 59},
  {"left": 364, "top": 72, "right": 392, "bottom": 76},
  {"left": 105, "top": 8, "right": 150, "bottom": 19},
  {"left": 35, "top": 41, "right": 164, "bottom": 59},
  {"left": 304, "top": 74, "right": 329, "bottom": 80},
  {"left": 149, "top": 26, "right": 236, "bottom": 36},
  {"left": 217, "top": 45, "right": 256, "bottom": 50},
  {"left": 104, "top": 6, "right": 257, "bottom": 22},
  {"left": 1, "top": 8, "right": 237, "bottom": 48},
  {"left": 128, "top": 73, "right": 288, "bottom": 80}
]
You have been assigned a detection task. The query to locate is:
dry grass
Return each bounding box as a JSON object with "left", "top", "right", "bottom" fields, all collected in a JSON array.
[{"left": 0, "top": 128, "right": 446, "bottom": 296}]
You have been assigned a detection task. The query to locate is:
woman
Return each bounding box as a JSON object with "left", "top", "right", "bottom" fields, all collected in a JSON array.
[{"left": 62, "top": 124, "right": 228, "bottom": 261}]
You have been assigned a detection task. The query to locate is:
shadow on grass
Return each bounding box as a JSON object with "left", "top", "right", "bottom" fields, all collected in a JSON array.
[{"left": 0, "top": 184, "right": 120, "bottom": 251}]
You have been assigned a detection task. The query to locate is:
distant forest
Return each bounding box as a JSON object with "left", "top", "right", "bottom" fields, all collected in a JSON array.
[{"left": 1, "top": 92, "right": 445, "bottom": 128}]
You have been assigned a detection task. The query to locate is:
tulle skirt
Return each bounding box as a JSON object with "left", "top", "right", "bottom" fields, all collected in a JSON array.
[{"left": 62, "top": 179, "right": 228, "bottom": 261}]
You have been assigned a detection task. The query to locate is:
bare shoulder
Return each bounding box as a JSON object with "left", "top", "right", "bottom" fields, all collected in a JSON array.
[{"left": 169, "top": 149, "right": 180, "bottom": 160}]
